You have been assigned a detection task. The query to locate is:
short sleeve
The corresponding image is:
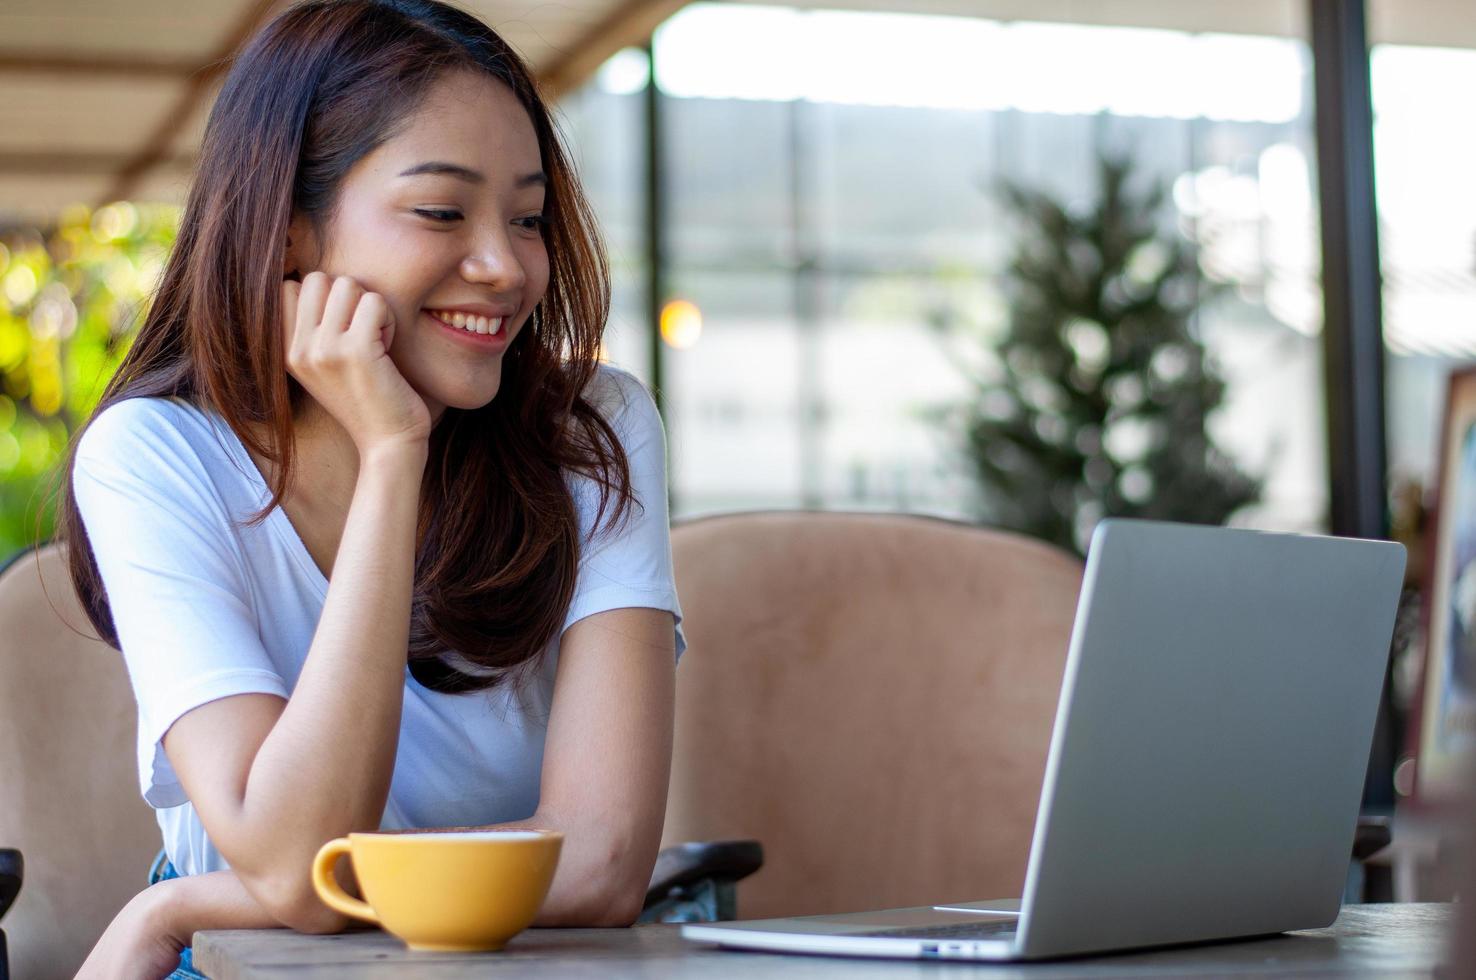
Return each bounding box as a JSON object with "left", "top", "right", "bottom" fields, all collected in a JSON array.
[
  {"left": 561, "top": 368, "right": 686, "bottom": 661},
  {"left": 71, "top": 398, "right": 288, "bottom": 808}
]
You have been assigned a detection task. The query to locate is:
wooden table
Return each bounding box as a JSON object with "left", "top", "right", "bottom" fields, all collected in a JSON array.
[{"left": 193, "top": 904, "right": 1452, "bottom": 979}]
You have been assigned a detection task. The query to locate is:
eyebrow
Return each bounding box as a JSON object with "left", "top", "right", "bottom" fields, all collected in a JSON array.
[{"left": 396, "top": 161, "right": 547, "bottom": 188}]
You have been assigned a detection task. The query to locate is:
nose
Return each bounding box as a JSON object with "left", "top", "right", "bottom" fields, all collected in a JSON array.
[{"left": 459, "top": 228, "right": 527, "bottom": 293}]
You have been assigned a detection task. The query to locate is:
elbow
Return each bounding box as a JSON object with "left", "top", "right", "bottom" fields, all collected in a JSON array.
[
  {"left": 596, "top": 888, "right": 646, "bottom": 928},
  {"left": 536, "top": 838, "right": 651, "bottom": 926},
  {"left": 244, "top": 869, "right": 351, "bottom": 935},
  {"left": 223, "top": 834, "right": 355, "bottom": 934},
  {"left": 579, "top": 845, "right": 652, "bottom": 927},
  {"left": 558, "top": 885, "right": 643, "bottom": 928},
  {"left": 280, "top": 897, "right": 352, "bottom": 935},
  {"left": 525, "top": 805, "right": 660, "bottom": 926}
]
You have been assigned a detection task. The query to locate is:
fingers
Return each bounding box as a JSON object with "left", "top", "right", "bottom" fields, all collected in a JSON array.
[
  {"left": 319, "top": 275, "right": 363, "bottom": 335},
  {"left": 282, "top": 278, "right": 304, "bottom": 379},
  {"left": 282, "top": 271, "right": 394, "bottom": 373},
  {"left": 347, "top": 291, "right": 393, "bottom": 352},
  {"left": 295, "top": 271, "right": 333, "bottom": 339},
  {"left": 285, "top": 272, "right": 375, "bottom": 346}
]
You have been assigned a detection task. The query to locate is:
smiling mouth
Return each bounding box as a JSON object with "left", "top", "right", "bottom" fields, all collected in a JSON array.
[{"left": 425, "top": 309, "right": 505, "bottom": 337}]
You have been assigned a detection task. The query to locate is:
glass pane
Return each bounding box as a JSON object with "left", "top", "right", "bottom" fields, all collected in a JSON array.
[
  {"left": 602, "top": 257, "right": 651, "bottom": 385},
  {"left": 648, "top": 2, "right": 1320, "bottom": 541},
  {"left": 559, "top": 54, "right": 652, "bottom": 385},
  {"left": 662, "top": 96, "right": 792, "bottom": 267},
  {"left": 1177, "top": 112, "right": 1328, "bottom": 532},
  {"left": 1369, "top": 38, "right": 1476, "bottom": 493},
  {"left": 559, "top": 55, "right": 646, "bottom": 256},
  {"left": 815, "top": 271, "right": 981, "bottom": 517},
  {"left": 661, "top": 268, "right": 804, "bottom": 515},
  {"left": 810, "top": 102, "right": 1001, "bottom": 269}
]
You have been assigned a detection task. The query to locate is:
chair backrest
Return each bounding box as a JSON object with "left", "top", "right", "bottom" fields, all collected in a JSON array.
[
  {"left": 662, "top": 511, "right": 1083, "bottom": 920},
  {"left": 0, "top": 544, "right": 160, "bottom": 980}
]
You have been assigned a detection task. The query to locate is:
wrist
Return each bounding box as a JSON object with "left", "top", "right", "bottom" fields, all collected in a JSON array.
[{"left": 358, "top": 438, "right": 428, "bottom": 472}]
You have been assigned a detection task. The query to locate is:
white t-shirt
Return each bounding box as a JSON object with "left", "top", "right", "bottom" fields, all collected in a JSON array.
[{"left": 71, "top": 364, "right": 685, "bottom": 875}]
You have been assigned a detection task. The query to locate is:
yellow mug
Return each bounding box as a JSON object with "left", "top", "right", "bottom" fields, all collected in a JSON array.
[{"left": 311, "top": 829, "right": 563, "bottom": 952}]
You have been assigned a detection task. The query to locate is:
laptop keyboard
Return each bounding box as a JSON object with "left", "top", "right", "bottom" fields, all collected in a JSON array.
[{"left": 852, "top": 920, "right": 1019, "bottom": 940}]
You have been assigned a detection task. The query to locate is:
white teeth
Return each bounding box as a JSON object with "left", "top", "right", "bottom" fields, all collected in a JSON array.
[{"left": 429, "top": 310, "right": 504, "bottom": 337}]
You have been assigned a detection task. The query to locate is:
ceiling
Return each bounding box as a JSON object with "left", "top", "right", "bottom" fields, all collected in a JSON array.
[
  {"left": 1, "top": 0, "right": 1470, "bottom": 229},
  {"left": 0, "top": 0, "right": 686, "bottom": 227}
]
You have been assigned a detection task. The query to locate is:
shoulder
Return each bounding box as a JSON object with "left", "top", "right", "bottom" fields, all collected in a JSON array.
[
  {"left": 566, "top": 365, "right": 667, "bottom": 532},
  {"left": 73, "top": 396, "right": 240, "bottom": 488},
  {"left": 581, "top": 364, "right": 663, "bottom": 447},
  {"left": 79, "top": 394, "right": 199, "bottom": 442}
]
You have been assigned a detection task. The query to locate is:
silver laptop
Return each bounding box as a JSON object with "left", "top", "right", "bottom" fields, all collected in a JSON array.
[{"left": 682, "top": 518, "right": 1406, "bottom": 961}]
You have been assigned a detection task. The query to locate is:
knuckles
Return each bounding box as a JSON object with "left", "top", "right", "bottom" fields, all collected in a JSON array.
[
  {"left": 328, "top": 275, "right": 363, "bottom": 300},
  {"left": 281, "top": 275, "right": 390, "bottom": 379}
]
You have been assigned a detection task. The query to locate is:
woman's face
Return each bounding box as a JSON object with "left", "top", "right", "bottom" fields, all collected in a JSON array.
[{"left": 287, "top": 70, "right": 550, "bottom": 419}]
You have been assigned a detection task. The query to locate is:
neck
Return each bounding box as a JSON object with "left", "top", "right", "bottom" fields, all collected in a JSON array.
[{"left": 290, "top": 397, "right": 371, "bottom": 508}]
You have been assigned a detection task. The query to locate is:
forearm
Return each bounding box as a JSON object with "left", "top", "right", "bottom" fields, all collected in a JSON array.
[
  {"left": 527, "top": 810, "right": 656, "bottom": 927},
  {"left": 78, "top": 871, "right": 305, "bottom": 979},
  {"left": 157, "top": 870, "right": 305, "bottom": 937},
  {"left": 506, "top": 609, "right": 676, "bottom": 927},
  {"left": 231, "top": 447, "right": 426, "bottom": 892}
]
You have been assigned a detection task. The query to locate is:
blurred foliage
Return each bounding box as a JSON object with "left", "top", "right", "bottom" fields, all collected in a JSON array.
[
  {"left": 0, "top": 202, "right": 179, "bottom": 561},
  {"left": 936, "top": 153, "right": 1262, "bottom": 555}
]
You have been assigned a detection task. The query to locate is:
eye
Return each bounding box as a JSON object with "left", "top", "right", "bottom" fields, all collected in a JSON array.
[
  {"left": 515, "top": 215, "right": 550, "bottom": 234},
  {"left": 413, "top": 208, "right": 463, "bottom": 223}
]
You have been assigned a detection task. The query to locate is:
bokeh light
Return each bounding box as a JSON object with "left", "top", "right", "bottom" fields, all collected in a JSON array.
[
  {"left": 0, "top": 201, "right": 181, "bottom": 553},
  {"left": 4, "top": 264, "right": 37, "bottom": 307},
  {"left": 91, "top": 202, "right": 139, "bottom": 243},
  {"left": 660, "top": 299, "right": 704, "bottom": 350}
]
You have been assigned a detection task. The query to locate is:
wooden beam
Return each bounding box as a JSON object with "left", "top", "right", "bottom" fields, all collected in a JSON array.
[
  {"left": 99, "top": 0, "right": 286, "bottom": 206},
  {"left": 93, "top": 0, "right": 688, "bottom": 202},
  {"left": 0, "top": 151, "right": 195, "bottom": 176},
  {"left": 0, "top": 52, "right": 198, "bottom": 79},
  {"left": 538, "top": 0, "right": 692, "bottom": 101}
]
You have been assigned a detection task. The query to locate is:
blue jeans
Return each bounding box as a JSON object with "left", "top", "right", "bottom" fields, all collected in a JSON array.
[{"left": 148, "top": 850, "right": 208, "bottom": 980}]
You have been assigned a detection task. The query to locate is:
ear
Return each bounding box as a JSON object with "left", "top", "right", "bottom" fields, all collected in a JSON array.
[{"left": 283, "top": 213, "right": 317, "bottom": 280}]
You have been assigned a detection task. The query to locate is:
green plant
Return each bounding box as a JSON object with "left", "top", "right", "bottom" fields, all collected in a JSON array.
[
  {"left": 0, "top": 202, "right": 179, "bottom": 560},
  {"left": 940, "top": 153, "right": 1261, "bottom": 555}
]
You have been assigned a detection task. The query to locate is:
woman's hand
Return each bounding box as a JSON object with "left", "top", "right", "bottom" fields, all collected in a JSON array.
[
  {"left": 283, "top": 271, "right": 432, "bottom": 454},
  {"left": 75, "top": 883, "right": 187, "bottom": 980}
]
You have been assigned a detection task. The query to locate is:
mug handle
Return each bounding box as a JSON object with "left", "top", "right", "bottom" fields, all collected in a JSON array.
[{"left": 311, "top": 837, "right": 379, "bottom": 925}]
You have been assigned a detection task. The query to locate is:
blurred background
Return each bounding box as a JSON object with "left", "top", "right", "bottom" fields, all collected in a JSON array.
[{"left": 0, "top": 0, "right": 1471, "bottom": 817}]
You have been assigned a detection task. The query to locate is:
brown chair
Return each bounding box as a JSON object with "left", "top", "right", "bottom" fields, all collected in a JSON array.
[
  {"left": 661, "top": 511, "right": 1084, "bottom": 920},
  {"left": 0, "top": 543, "right": 161, "bottom": 980}
]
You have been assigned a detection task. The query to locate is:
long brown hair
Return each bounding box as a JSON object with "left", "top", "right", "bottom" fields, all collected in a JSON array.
[{"left": 57, "top": 0, "right": 634, "bottom": 693}]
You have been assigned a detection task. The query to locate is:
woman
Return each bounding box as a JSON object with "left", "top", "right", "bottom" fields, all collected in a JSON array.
[{"left": 64, "top": 1, "right": 683, "bottom": 975}]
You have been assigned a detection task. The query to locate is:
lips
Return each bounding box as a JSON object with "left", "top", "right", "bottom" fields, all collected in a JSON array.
[
  {"left": 425, "top": 308, "right": 504, "bottom": 336},
  {"left": 423, "top": 309, "right": 512, "bottom": 349}
]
